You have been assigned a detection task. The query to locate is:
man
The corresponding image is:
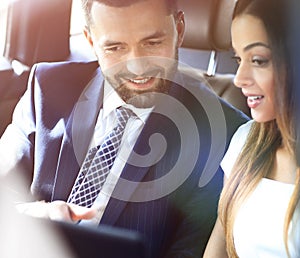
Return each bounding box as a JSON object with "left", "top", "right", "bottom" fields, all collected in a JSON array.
[{"left": 0, "top": 0, "right": 248, "bottom": 257}]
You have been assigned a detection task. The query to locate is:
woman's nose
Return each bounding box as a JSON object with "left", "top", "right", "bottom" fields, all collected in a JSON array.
[{"left": 233, "top": 63, "right": 253, "bottom": 88}]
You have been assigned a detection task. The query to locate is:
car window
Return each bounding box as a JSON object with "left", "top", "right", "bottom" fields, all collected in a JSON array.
[
  {"left": 70, "top": 0, "right": 85, "bottom": 36},
  {"left": 0, "top": 1, "right": 8, "bottom": 55},
  {"left": 0, "top": 0, "right": 84, "bottom": 56}
]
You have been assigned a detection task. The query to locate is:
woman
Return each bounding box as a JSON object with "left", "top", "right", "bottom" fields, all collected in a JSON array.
[{"left": 204, "top": 0, "right": 300, "bottom": 257}]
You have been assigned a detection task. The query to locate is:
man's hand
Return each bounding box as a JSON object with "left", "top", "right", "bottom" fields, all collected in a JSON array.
[{"left": 16, "top": 200, "right": 97, "bottom": 223}]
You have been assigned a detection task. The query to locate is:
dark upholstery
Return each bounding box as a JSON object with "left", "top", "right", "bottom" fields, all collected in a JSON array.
[
  {"left": 178, "top": 0, "right": 250, "bottom": 116},
  {"left": 4, "top": 0, "right": 72, "bottom": 67},
  {"left": 179, "top": 0, "right": 235, "bottom": 51},
  {"left": 0, "top": 0, "right": 73, "bottom": 135}
]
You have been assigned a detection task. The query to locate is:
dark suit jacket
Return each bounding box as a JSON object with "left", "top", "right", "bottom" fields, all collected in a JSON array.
[{"left": 1, "top": 61, "right": 248, "bottom": 257}]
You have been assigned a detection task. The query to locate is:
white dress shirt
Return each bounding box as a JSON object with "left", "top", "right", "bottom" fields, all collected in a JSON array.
[{"left": 80, "top": 82, "right": 152, "bottom": 226}]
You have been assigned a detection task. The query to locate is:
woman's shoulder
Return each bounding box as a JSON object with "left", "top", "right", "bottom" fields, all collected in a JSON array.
[
  {"left": 234, "top": 119, "right": 254, "bottom": 137},
  {"left": 221, "top": 120, "right": 254, "bottom": 177}
]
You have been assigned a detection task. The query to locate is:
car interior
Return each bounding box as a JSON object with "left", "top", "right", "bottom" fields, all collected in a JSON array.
[
  {"left": 0, "top": 0, "right": 250, "bottom": 137},
  {"left": 0, "top": 0, "right": 252, "bottom": 254},
  {"left": 0, "top": 0, "right": 270, "bottom": 257},
  {"left": 2, "top": 1, "right": 300, "bottom": 257}
]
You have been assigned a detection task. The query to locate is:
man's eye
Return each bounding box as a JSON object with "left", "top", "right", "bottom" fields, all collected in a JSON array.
[
  {"left": 104, "top": 46, "right": 124, "bottom": 53},
  {"left": 146, "top": 41, "right": 162, "bottom": 47}
]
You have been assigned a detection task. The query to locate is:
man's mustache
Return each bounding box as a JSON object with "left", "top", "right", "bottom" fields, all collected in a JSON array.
[{"left": 114, "top": 67, "right": 164, "bottom": 81}]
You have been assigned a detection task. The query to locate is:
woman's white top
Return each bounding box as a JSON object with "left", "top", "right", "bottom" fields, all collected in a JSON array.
[{"left": 221, "top": 120, "right": 300, "bottom": 258}]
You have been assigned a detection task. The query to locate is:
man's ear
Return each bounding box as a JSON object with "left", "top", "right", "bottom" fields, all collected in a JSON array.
[
  {"left": 176, "top": 11, "right": 185, "bottom": 47},
  {"left": 83, "top": 26, "right": 94, "bottom": 47}
]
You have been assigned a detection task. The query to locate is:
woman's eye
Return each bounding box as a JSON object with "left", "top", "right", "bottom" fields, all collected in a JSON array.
[
  {"left": 232, "top": 56, "right": 241, "bottom": 65},
  {"left": 252, "top": 57, "right": 269, "bottom": 66}
]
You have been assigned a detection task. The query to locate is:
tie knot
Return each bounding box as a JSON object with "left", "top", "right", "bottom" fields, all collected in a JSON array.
[{"left": 115, "top": 107, "right": 134, "bottom": 129}]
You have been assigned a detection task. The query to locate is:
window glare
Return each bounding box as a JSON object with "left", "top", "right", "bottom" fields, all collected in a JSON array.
[
  {"left": 0, "top": 0, "right": 86, "bottom": 55},
  {"left": 0, "top": 2, "right": 9, "bottom": 56},
  {"left": 70, "top": 0, "right": 85, "bottom": 36}
]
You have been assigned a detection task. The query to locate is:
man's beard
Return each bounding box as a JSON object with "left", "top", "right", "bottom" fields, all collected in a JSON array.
[{"left": 103, "top": 49, "right": 179, "bottom": 108}]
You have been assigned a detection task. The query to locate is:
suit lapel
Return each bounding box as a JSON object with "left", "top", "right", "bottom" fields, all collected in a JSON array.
[
  {"left": 101, "top": 108, "right": 179, "bottom": 225},
  {"left": 52, "top": 69, "right": 104, "bottom": 200},
  {"left": 100, "top": 116, "right": 156, "bottom": 225},
  {"left": 100, "top": 77, "right": 205, "bottom": 225}
]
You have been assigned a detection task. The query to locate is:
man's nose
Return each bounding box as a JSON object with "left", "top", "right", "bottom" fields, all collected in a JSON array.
[{"left": 126, "top": 50, "right": 150, "bottom": 76}]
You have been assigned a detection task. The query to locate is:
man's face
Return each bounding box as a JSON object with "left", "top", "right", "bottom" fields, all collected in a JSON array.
[{"left": 85, "top": 0, "right": 185, "bottom": 107}]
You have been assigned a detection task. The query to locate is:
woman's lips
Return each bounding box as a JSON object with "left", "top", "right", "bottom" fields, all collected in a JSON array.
[{"left": 247, "top": 95, "right": 264, "bottom": 109}]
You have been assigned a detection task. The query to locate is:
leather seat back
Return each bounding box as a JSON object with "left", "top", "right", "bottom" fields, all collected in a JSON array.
[
  {"left": 4, "top": 0, "right": 72, "bottom": 67},
  {"left": 178, "top": 0, "right": 250, "bottom": 116},
  {"left": 179, "top": 0, "right": 235, "bottom": 51}
]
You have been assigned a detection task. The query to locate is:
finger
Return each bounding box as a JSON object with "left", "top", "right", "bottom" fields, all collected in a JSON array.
[
  {"left": 16, "top": 201, "right": 49, "bottom": 218},
  {"left": 68, "top": 204, "right": 97, "bottom": 222},
  {"left": 48, "top": 201, "right": 74, "bottom": 222}
]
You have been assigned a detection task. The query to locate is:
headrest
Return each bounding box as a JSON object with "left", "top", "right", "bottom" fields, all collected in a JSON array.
[
  {"left": 178, "top": 0, "right": 236, "bottom": 51},
  {"left": 4, "top": 0, "right": 72, "bottom": 67}
]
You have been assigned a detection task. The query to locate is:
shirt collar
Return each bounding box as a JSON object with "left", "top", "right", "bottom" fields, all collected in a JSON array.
[{"left": 103, "top": 81, "right": 152, "bottom": 124}]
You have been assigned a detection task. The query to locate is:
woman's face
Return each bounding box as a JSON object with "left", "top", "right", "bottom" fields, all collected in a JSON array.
[{"left": 231, "top": 14, "right": 276, "bottom": 122}]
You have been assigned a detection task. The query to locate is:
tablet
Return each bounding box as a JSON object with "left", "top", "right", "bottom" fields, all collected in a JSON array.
[{"left": 51, "top": 220, "right": 147, "bottom": 258}]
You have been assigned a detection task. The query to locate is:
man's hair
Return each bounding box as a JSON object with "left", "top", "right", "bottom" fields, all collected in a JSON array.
[{"left": 81, "top": 0, "right": 178, "bottom": 26}]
